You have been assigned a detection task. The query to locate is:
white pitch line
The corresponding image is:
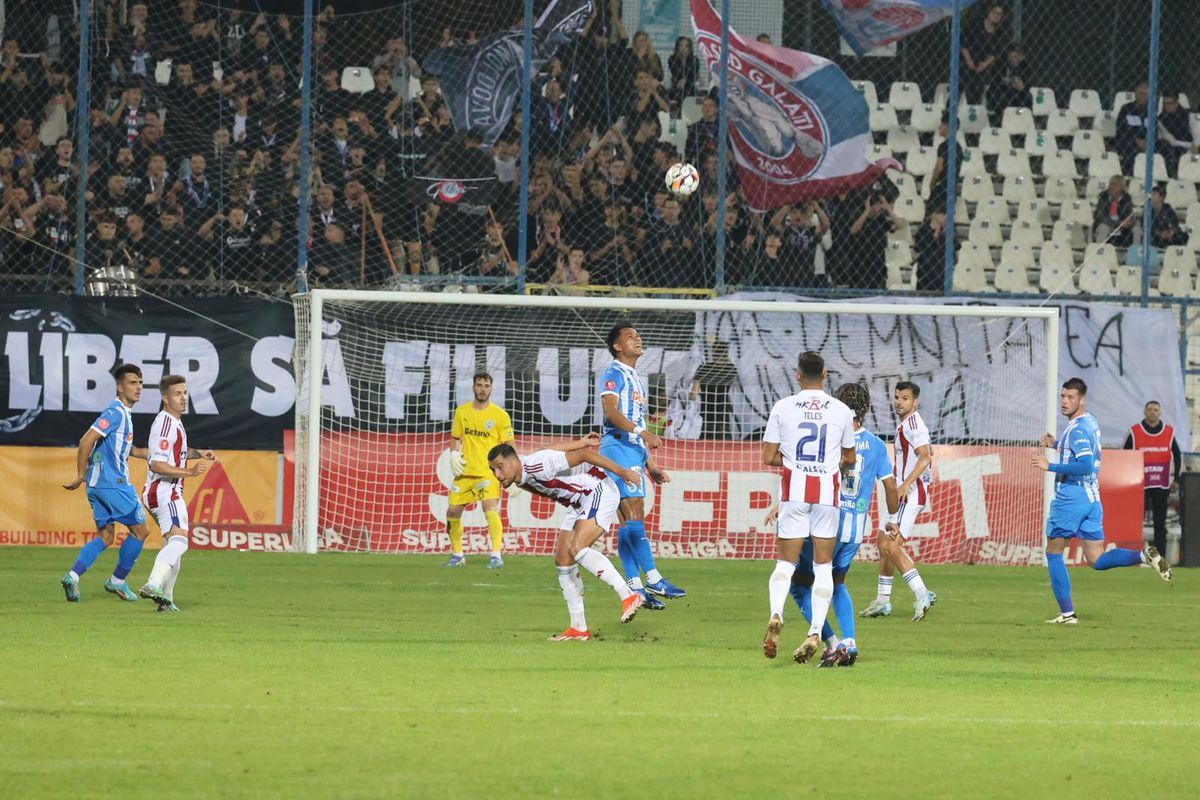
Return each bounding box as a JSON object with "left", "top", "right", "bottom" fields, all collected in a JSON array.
[{"left": 20, "top": 700, "right": 1194, "bottom": 730}]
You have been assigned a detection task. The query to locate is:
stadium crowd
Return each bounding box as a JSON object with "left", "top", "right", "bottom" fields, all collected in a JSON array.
[{"left": 0, "top": 1, "right": 1193, "bottom": 297}]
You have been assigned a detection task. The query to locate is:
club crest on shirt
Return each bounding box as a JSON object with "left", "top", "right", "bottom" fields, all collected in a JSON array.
[
  {"left": 159, "top": 438, "right": 170, "bottom": 449},
  {"left": 604, "top": 379, "right": 616, "bottom": 391},
  {"left": 485, "top": 419, "right": 494, "bottom": 429},
  {"left": 98, "top": 418, "right": 110, "bottom": 430}
]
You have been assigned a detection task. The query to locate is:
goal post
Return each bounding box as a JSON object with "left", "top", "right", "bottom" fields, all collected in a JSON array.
[{"left": 293, "top": 290, "right": 1058, "bottom": 563}]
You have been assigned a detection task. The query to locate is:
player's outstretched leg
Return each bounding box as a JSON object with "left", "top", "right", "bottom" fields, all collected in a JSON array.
[
  {"left": 1142, "top": 544, "right": 1173, "bottom": 582},
  {"left": 104, "top": 532, "right": 145, "bottom": 601},
  {"left": 63, "top": 533, "right": 112, "bottom": 602},
  {"left": 1093, "top": 545, "right": 1172, "bottom": 583}
]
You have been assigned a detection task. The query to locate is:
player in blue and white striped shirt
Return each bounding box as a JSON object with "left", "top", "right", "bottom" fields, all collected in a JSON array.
[
  {"left": 60, "top": 364, "right": 154, "bottom": 603},
  {"left": 597, "top": 323, "right": 686, "bottom": 608},
  {"left": 1034, "top": 378, "right": 1171, "bottom": 624},
  {"left": 772, "top": 383, "right": 899, "bottom": 666}
]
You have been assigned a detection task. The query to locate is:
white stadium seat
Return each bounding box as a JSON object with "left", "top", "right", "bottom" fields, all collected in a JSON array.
[
  {"left": 1134, "top": 152, "right": 1169, "bottom": 181},
  {"left": 1088, "top": 152, "right": 1122, "bottom": 180},
  {"left": 905, "top": 146, "right": 936, "bottom": 176},
  {"left": 1042, "top": 150, "right": 1080, "bottom": 179},
  {"left": 910, "top": 103, "right": 943, "bottom": 135},
  {"left": 886, "top": 125, "right": 921, "bottom": 154},
  {"left": 954, "top": 243, "right": 993, "bottom": 292},
  {"left": 961, "top": 174, "right": 996, "bottom": 204},
  {"left": 974, "top": 196, "right": 1012, "bottom": 226},
  {"left": 1044, "top": 177, "right": 1080, "bottom": 205},
  {"left": 888, "top": 82, "right": 922, "bottom": 112},
  {"left": 1000, "top": 106, "right": 1037, "bottom": 138},
  {"left": 1070, "top": 130, "right": 1106, "bottom": 161},
  {"left": 969, "top": 217, "right": 1004, "bottom": 248},
  {"left": 1157, "top": 268, "right": 1196, "bottom": 297},
  {"left": 1079, "top": 261, "right": 1117, "bottom": 295},
  {"left": 1011, "top": 219, "right": 1046, "bottom": 248},
  {"left": 1002, "top": 175, "right": 1037, "bottom": 203},
  {"left": 1017, "top": 198, "right": 1053, "bottom": 226},
  {"left": 1051, "top": 219, "right": 1088, "bottom": 248},
  {"left": 1060, "top": 200, "right": 1094, "bottom": 227},
  {"left": 870, "top": 103, "right": 899, "bottom": 133},
  {"left": 1068, "top": 89, "right": 1102, "bottom": 119},
  {"left": 1111, "top": 90, "right": 1136, "bottom": 112},
  {"left": 1044, "top": 109, "right": 1079, "bottom": 138},
  {"left": 1030, "top": 86, "right": 1058, "bottom": 117},
  {"left": 1164, "top": 245, "right": 1198, "bottom": 276},
  {"left": 1084, "top": 243, "right": 1120, "bottom": 272},
  {"left": 1092, "top": 110, "right": 1117, "bottom": 139},
  {"left": 977, "top": 127, "right": 1011, "bottom": 156},
  {"left": 1178, "top": 154, "right": 1200, "bottom": 185},
  {"left": 1023, "top": 131, "right": 1054, "bottom": 158},
  {"left": 1115, "top": 265, "right": 1143, "bottom": 295},
  {"left": 1039, "top": 262, "right": 1079, "bottom": 295},
  {"left": 855, "top": 80, "right": 879, "bottom": 108},
  {"left": 958, "top": 104, "right": 990, "bottom": 135},
  {"left": 959, "top": 147, "right": 989, "bottom": 177},
  {"left": 997, "top": 148, "right": 1033, "bottom": 179},
  {"left": 894, "top": 195, "right": 926, "bottom": 225}
]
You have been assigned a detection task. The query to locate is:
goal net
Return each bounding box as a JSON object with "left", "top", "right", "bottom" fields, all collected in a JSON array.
[{"left": 293, "top": 291, "right": 1056, "bottom": 565}]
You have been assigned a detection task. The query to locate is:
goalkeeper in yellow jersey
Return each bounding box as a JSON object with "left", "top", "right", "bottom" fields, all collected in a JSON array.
[{"left": 445, "top": 372, "right": 514, "bottom": 568}]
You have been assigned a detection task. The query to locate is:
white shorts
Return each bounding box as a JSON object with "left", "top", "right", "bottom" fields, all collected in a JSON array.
[
  {"left": 561, "top": 480, "right": 620, "bottom": 534},
  {"left": 776, "top": 501, "right": 840, "bottom": 540},
  {"left": 896, "top": 494, "right": 925, "bottom": 540},
  {"left": 144, "top": 486, "right": 189, "bottom": 535}
]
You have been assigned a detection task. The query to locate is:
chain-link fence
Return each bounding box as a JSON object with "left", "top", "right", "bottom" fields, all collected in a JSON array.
[{"left": 0, "top": 0, "right": 1196, "bottom": 300}]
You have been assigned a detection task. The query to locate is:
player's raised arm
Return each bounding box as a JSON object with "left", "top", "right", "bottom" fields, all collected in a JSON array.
[
  {"left": 546, "top": 432, "right": 602, "bottom": 452},
  {"left": 566, "top": 447, "right": 641, "bottom": 488},
  {"left": 602, "top": 393, "right": 661, "bottom": 449},
  {"left": 64, "top": 428, "right": 103, "bottom": 490}
]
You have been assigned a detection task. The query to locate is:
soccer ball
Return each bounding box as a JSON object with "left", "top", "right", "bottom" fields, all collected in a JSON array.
[{"left": 665, "top": 162, "right": 701, "bottom": 198}]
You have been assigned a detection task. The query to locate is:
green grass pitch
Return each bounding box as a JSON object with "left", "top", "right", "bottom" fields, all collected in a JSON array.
[{"left": 2, "top": 547, "right": 1197, "bottom": 798}]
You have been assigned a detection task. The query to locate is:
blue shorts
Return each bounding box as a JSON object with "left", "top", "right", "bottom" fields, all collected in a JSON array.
[
  {"left": 797, "top": 538, "right": 861, "bottom": 576},
  {"left": 599, "top": 440, "right": 646, "bottom": 499},
  {"left": 87, "top": 485, "right": 146, "bottom": 530},
  {"left": 1045, "top": 496, "right": 1104, "bottom": 540}
]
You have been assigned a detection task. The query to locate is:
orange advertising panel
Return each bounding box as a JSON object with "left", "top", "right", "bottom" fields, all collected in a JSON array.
[{"left": 0, "top": 447, "right": 280, "bottom": 548}]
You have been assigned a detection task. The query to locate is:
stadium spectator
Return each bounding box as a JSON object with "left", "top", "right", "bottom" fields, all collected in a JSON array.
[
  {"left": 174, "top": 154, "right": 216, "bottom": 220},
  {"left": 1116, "top": 83, "right": 1152, "bottom": 177},
  {"left": 548, "top": 246, "right": 592, "bottom": 293},
  {"left": 583, "top": 202, "right": 636, "bottom": 285},
  {"left": 120, "top": 212, "right": 153, "bottom": 278},
  {"left": 198, "top": 205, "right": 264, "bottom": 280},
  {"left": 1124, "top": 400, "right": 1182, "bottom": 562},
  {"left": 627, "top": 69, "right": 670, "bottom": 132},
  {"left": 37, "top": 137, "right": 77, "bottom": 199},
  {"left": 686, "top": 97, "right": 721, "bottom": 164},
  {"left": 770, "top": 201, "right": 829, "bottom": 288},
  {"left": 83, "top": 213, "right": 124, "bottom": 280},
  {"left": 843, "top": 190, "right": 893, "bottom": 289},
  {"left": 913, "top": 210, "right": 948, "bottom": 292},
  {"left": 631, "top": 32, "right": 664, "bottom": 82},
  {"left": 1149, "top": 186, "right": 1188, "bottom": 249},
  {"left": 1157, "top": 91, "right": 1197, "bottom": 178},
  {"left": 147, "top": 205, "right": 191, "bottom": 279},
  {"left": 928, "top": 114, "right": 961, "bottom": 214},
  {"left": 667, "top": 37, "right": 700, "bottom": 109},
  {"left": 35, "top": 192, "right": 73, "bottom": 281},
  {"left": 372, "top": 37, "right": 422, "bottom": 100},
  {"left": 992, "top": 44, "right": 1031, "bottom": 111},
  {"left": 527, "top": 204, "right": 573, "bottom": 283},
  {"left": 642, "top": 196, "right": 698, "bottom": 286},
  {"left": 310, "top": 223, "right": 357, "bottom": 285},
  {"left": 530, "top": 78, "right": 571, "bottom": 156},
  {"left": 960, "top": 3, "right": 1006, "bottom": 107},
  {"left": 316, "top": 66, "right": 353, "bottom": 125},
  {"left": 1092, "top": 175, "right": 1135, "bottom": 247}
]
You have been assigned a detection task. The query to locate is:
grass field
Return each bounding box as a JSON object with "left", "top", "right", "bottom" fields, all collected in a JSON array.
[{"left": 1, "top": 547, "right": 1197, "bottom": 799}]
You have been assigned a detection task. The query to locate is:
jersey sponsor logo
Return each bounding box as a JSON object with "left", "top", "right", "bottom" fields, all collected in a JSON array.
[
  {"left": 98, "top": 418, "right": 110, "bottom": 430},
  {"left": 463, "top": 425, "right": 495, "bottom": 438},
  {"left": 805, "top": 398, "right": 828, "bottom": 410},
  {"left": 604, "top": 379, "right": 616, "bottom": 391},
  {"left": 159, "top": 438, "right": 170, "bottom": 450},
  {"left": 126, "top": 433, "right": 133, "bottom": 442},
  {"left": 632, "top": 391, "right": 644, "bottom": 404}
]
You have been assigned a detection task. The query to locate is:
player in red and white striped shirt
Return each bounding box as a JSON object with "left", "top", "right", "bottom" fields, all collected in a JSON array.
[
  {"left": 488, "top": 435, "right": 646, "bottom": 640},
  {"left": 138, "top": 375, "right": 214, "bottom": 612},
  {"left": 861, "top": 380, "right": 938, "bottom": 621},
  {"left": 760, "top": 352, "right": 856, "bottom": 664}
]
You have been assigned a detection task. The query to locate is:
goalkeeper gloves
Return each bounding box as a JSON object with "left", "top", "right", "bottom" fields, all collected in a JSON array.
[{"left": 449, "top": 451, "right": 467, "bottom": 477}]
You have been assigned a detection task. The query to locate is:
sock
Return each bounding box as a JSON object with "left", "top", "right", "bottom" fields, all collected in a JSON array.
[
  {"left": 111, "top": 536, "right": 145, "bottom": 581},
  {"left": 645, "top": 568, "right": 663, "bottom": 585},
  {"left": 448, "top": 518, "right": 464, "bottom": 557},
  {"left": 627, "top": 520, "right": 658, "bottom": 577},
  {"left": 832, "top": 583, "right": 857, "bottom": 642},
  {"left": 485, "top": 510, "right": 503, "bottom": 557},
  {"left": 1046, "top": 552, "right": 1074, "bottom": 614},
  {"left": 615, "top": 524, "right": 641, "bottom": 584},
  {"left": 768, "top": 560, "right": 796, "bottom": 619},
  {"left": 876, "top": 575, "right": 894, "bottom": 602},
  {"left": 149, "top": 535, "right": 189, "bottom": 586},
  {"left": 1093, "top": 548, "right": 1144, "bottom": 570},
  {"left": 571, "top": 565, "right": 584, "bottom": 598},
  {"left": 163, "top": 559, "right": 181, "bottom": 601},
  {"left": 809, "top": 562, "right": 834, "bottom": 637},
  {"left": 557, "top": 565, "right": 587, "bottom": 630},
  {"left": 842, "top": 637, "right": 857, "bottom": 650},
  {"left": 626, "top": 575, "right": 644, "bottom": 591},
  {"left": 574, "top": 547, "right": 632, "bottom": 599},
  {"left": 902, "top": 568, "right": 928, "bottom": 599},
  {"left": 71, "top": 537, "right": 109, "bottom": 577}
]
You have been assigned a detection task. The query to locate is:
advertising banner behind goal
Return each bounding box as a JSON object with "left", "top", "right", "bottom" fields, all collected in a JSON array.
[{"left": 293, "top": 433, "right": 1143, "bottom": 566}]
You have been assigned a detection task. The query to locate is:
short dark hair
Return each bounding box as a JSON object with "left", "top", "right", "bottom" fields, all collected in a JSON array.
[
  {"left": 797, "top": 351, "right": 824, "bottom": 381},
  {"left": 113, "top": 363, "right": 142, "bottom": 381},
  {"left": 1145, "top": 400, "right": 1161, "bottom": 408},
  {"left": 487, "top": 442, "right": 517, "bottom": 462},
  {"left": 159, "top": 374, "right": 186, "bottom": 393},
  {"left": 473, "top": 371, "right": 493, "bottom": 383},
  {"left": 834, "top": 383, "right": 871, "bottom": 423},
  {"left": 896, "top": 380, "right": 921, "bottom": 398},
  {"left": 606, "top": 323, "right": 635, "bottom": 356},
  {"left": 1062, "top": 377, "right": 1087, "bottom": 396}
]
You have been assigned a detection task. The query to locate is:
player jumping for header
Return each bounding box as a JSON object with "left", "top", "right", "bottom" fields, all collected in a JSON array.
[
  {"left": 488, "top": 437, "right": 645, "bottom": 640},
  {"left": 860, "top": 381, "right": 938, "bottom": 621},
  {"left": 1034, "top": 378, "right": 1171, "bottom": 624},
  {"left": 598, "top": 323, "right": 686, "bottom": 610}
]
